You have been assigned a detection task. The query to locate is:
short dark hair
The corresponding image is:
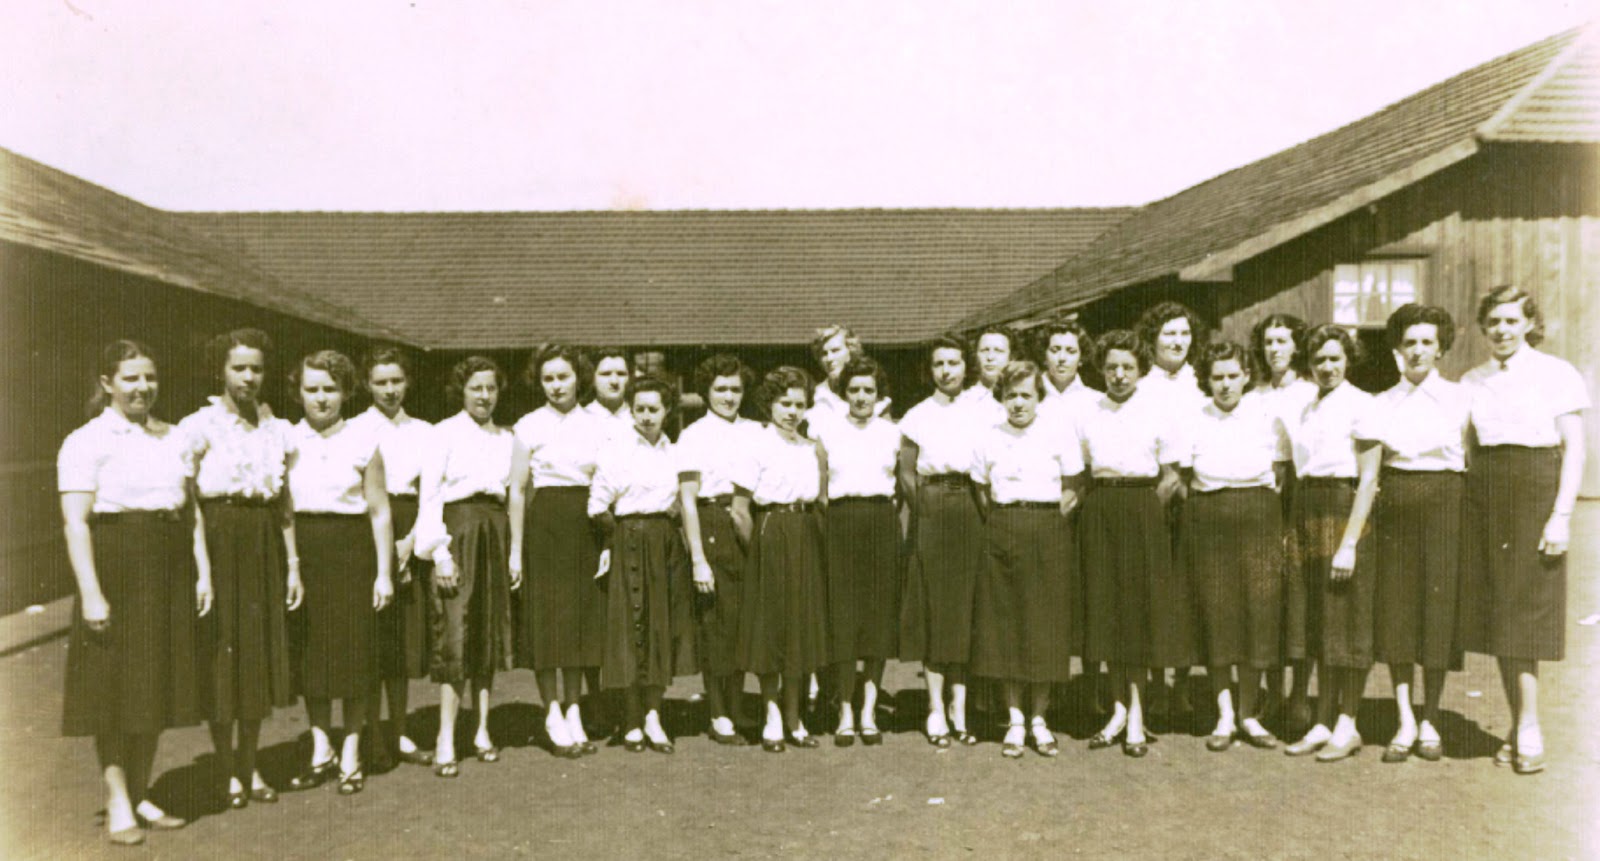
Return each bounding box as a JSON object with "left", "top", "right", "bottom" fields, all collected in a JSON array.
[
  {"left": 626, "top": 374, "right": 679, "bottom": 413},
  {"left": 362, "top": 344, "right": 414, "bottom": 382},
  {"left": 1194, "top": 341, "right": 1251, "bottom": 396},
  {"left": 525, "top": 344, "right": 592, "bottom": 407},
  {"left": 972, "top": 325, "right": 1017, "bottom": 356},
  {"left": 1305, "top": 324, "right": 1365, "bottom": 369},
  {"left": 1249, "top": 313, "right": 1309, "bottom": 381},
  {"left": 752, "top": 366, "right": 813, "bottom": 419},
  {"left": 88, "top": 339, "right": 156, "bottom": 417},
  {"left": 1031, "top": 319, "right": 1094, "bottom": 368},
  {"left": 447, "top": 355, "right": 506, "bottom": 409},
  {"left": 993, "top": 360, "right": 1045, "bottom": 402},
  {"left": 1385, "top": 303, "right": 1455, "bottom": 354},
  {"left": 1135, "top": 302, "right": 1205, "bottom": 366},
  {"left": 921, "top": 334, "right": 972, "bottom": 389},
  {"left": 693, "top": 354, "right": 755, "bottom": 399},
  {"left": 1093, "top": 329, "right": 1149, "bottom": 375},
  {"left": 831, "top": 355, "right": 889, "bottom": 400},
  {"left": 1476, "top": 285, "right": 1545, "bottom": 347},
  {"left": 205, "top": 328, "right": 272, "bottom": 385},
  {"left": 291, "top": 350, "right": 358, "bottom": 400}
]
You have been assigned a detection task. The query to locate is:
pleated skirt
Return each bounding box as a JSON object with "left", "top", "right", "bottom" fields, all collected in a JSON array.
[
  {"left": 736, "top": 509, "right": 829, "bottom": 676},
  {"left": 600, "top": 515, "right": 697, "bottom": 689},
  {"left": 376, "top": 495, "right": 431, "bottom": 680},
  {"left": 430, "top": 497, "right": 514, "bottom": 685},
  {"left": 693, "top": 500, "right": 745, "bottom": 675},
  {"left": 1373, "top": 470, "right": 1464, "bottom": 669},
  {"left": 972, "top": 506, "right": 1077, "bottom": 683},
  {"left": 1182, "top": 487, "right": 1283, "bottom": 669},
  {"left": 518, "top": 487, "right": 604, "bottom": 670},
  {"left": 1462, "top": 446, "right": 1566, "bottom": 660},
  {"left": 825, "top": 497, "right": 901, "bottom": 662},
  {"left": 197, "top": 500, "right": 295, "bottom": 723},
  {"left": 1287, "top": 478, "right": 1376, "bottom": 668},
  {"left": 63, "top": 513, "right": 201, "bottom": 737},
  {"left": 1081, "top": 484, "right": 1199, "bottom": 669},
  {"left": 898, "top": 482, "right": 983, "bottom": 666},
  {"left": 294, "top": 513, "right": 378, "bottom": 699}
]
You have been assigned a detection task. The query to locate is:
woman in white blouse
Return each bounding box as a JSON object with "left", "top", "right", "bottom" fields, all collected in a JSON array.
[
  {"left": 584, "top": 349, "right": 634, "bottom": 436},
  {"left": 589, "top": 376, "right": 695, "bottom": 753},
  {"left": 1461, "top": 286, "right": 1588, "bottom": 775},
  {"left": 180, "top": 328, "right": 299, "bottom": 809},
  {"left": 1033, "top": 319, "right": 1101, "bottom": 420},
  {"left": 282, "top": 351, "right": 393, "bottom": 796},
  {"left": 1180, "top": 342, "right": 1291, "bottom": 753},
  {"left": 58, "top": 341, "right": 210, "bottom": 845},
  {"left": 677, "top": 355, "right": 759, "bottom": 745},
  {"left": 733, "top": 367, "right": 830, "bottom": 752},
  {"left": 807, "top": 324, "right": 891, "bottom": 428},
  {"left": 416, "top": 356, "right": 516, "bottom": 777},
  {"left": 1355, "top": 304, "right": 1471, "bottom": 764},
  {"left": 1282, "top": 326, "right": 1382, "bottom": 763},
  {"left": 970, "top": 361, "right": 1086, "bottom": 758},
  {"left": 898, "top": 335, "right": 989, "bottom": 747},
  {"left": 510, "top": 345, "right": 606, "bottom": 757},
  {"left": 810, "top": 356, "right": 901, "bottom": 747}
]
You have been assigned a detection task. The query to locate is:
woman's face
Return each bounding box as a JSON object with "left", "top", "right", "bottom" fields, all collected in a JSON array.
[
  {"left": 844, "top": 374, "right": 878, "bottom": 420},
  {"left": 707, "top": 374, "right": 744, "bottom": 421},
  {"left": 102, "top": 356, "right": 158, "bottom": 421},
  {"left": 930, "top": 347, "right": 966, "bottom": 396},
  {"left": 541, "top": 358, "right": 578, "bottom": 410},
  {"left": 223, "top": 346, "right": 265, "bottom": 407},
  {"left": 592, "top": 356, "right": 630, "bottom": 407},
  {"left": 1481, "top": 300, "right": 1534, "bottom": 361},
  {"left": 769, "top": 386, "right": 808, "bottom": 433},
  {"left": 1310, "top": 339, "right": 1349, "bottom": 393},
  {"left": 367, "top": 362, "right": 409, "bottom": 417},
  {"left": 1397, "top": 323, "right": 1441, "bottom": 379},
  {"left": 299, "top": 366, "right": 344, "bottom": 430},
  {"left": 819, "top": 332, "right": 851, "bottom": 381},
  {"left": 1262, "top": 326, "right": 1296, "bottom": 377},
  {"left": 464, "top": 370, "right": 500, "bottom": 423},
  {"left": 1154, "top": 317, "right": 1192, "bottom": 371},
  {"left": 1045, "top": 333, "right": 1082, "bottom": 385},
  {"left": 632, "top": 391, "right": 666, "bottom": 440},
  {"left": 1103, "top": 349, "right": 1140, "bottom": 400},
  {"left": 976, "top": 333, "right": 1011, "bottom": 384},
  {"left": 1002, "top": 376, "right": 1041, "bottom": 428},
  {"left": 1207, "top": 358, "right": 1248, "bottom": 411}
]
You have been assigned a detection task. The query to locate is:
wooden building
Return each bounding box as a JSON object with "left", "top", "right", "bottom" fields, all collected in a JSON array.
[{"left": 964, "top": 28, "right": 1600, "bottom": 493}]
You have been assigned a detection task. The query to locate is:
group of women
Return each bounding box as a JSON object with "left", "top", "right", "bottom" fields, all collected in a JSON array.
[{"left": 59, "top": 286, "right": 1585, "bottom": 845}]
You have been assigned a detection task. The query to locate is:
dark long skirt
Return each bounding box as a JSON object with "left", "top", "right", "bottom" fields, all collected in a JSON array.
[
  {"left": 1183, "top": 487, "right": 1283, "bottom": 669},
  {"left": 825, "top": 497, "right": 901, "bottom": 662},
  {"left": 1288, "top": 478, "right": 1376, "bottom": 668},
  {"left": 736, "top": 509, "right": 829, "bottom": 676},
  {"left": 694, "top": 500, "right": 745, "bottom": 675},
  {"left": 430, "top": 497, "right": 514, "bottom": 685},
  {"left": 1081, "top": 483, "right": 1199, "bottom": 668},
  {"left": 376, "top": 495, "right": 430, "bottom": 680},
  {"left": 600, "top": 515, "right": 696, "bottom": 689},
  {"left": 518, "top": 487, "right": 604, "bottom": 670},
  {"left": 63, "top": 513, "right": 201, "bottom": 737},
  {"left": 1373, "top": 470, "right": 1464, "bottom": 669},
  {"left": 899, "top": 481, "right": 983, "bottom": 666},
  {"left": 972, "top": 506, "right": 1077, "bottom": 683},
  {"left": 1463, "top": 446, "right": 1566, "bottom": 660},
  {"left": 294, "top": 513, "right": 378, "bottom": 700},
  {"left": 197, "top": 500, "right": 294, "bottom": 723}
]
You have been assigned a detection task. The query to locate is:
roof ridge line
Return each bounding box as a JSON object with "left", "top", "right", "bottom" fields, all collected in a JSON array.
[{"left": 1477, "top": 25, "right": 1598, "bottom": 140}]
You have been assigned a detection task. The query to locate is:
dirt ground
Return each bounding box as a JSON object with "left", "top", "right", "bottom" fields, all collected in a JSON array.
[{"left": 3, "top": 506, "right": 1597, "bottom": 860}]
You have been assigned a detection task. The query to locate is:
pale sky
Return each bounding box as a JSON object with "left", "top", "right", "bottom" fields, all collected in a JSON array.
[{"left": 1, "top": 0, "right": 1590, "bottom": 211}]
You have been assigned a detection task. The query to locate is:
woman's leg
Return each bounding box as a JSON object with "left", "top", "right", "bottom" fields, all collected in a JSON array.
[
  {"left": 437, "top": 682, "right": 461, "bottom": 764},
  {"left": 562, "top": 668, "right": 593, "bottom": 749},
  {"left": 1126, "top": 671, "right": 1149, "bottom": 744},
  {"left": 1029, "top": 683, "right": 1052, "bottom": 727},
  {"left": 860, "top": 659, "right": 886, "bottom": 734},
  {"left": 340, "top": 695, "right": 369, "bottom": 774},
  {"left": 1208, "top": 665, "right": 1235, "bottom": 738},
  {"left": 1498, "top": 657, "right": 1542, "bottom": 754},
  {"left": 1098, "top": 666, "right": 1130, "bottom": 740},
  {"left": 924, "top": 666, "right": 950, "bottom": 738},
  {"left": 306, "top": 698, "right": 335, "bottom": 765},
  {"left": 96, "top": 735, "right": 137, "bottom": 834},
  {"left": 782, "top": 673, "right": 809, "bottom": 737},
  {"left": 702, "top": 669, "right": 729, "bottom": 729},
  {"left": 1387, "top": 663, "right": 1418, "bottom": 749},
  {"left": 833, "top": 661, "right": 857, "bottom": 736},
  {"left": 383, "top": 676, "right": 417, "bottom": 754},
  {"left": 535, "top": 669, "right": 572, "bottom": 749},
  {"left": 947, "top": 665, "right": 970, "bottom": 736},
  {"left": 1238, "top": 668, "right": 1273, "bottom": 742},
  {"left": 126, "top": 733, "right": 175, "bottom": 824},
  {"left": 759, "top": 673, "right": 784, "bottom": 743},
  {"left": 208, "top": 722, "right": 238, "bottom": 794},
  {"left": 621, "top": 685, "right": 644, "bottom": 742},
  {"left": 237, "top": 719, "right": 266, "bottom": 791},
  {"left": 1328, "top": 667, "right": 1367, "bottom": 744},
  {"left": 1417, "top": 668, "right": 1447, "bottom": 748},
  {"left": 642, "top": 686, "right": 670, "bottom": 746},
  {"left": 472, "top": 682, "right": 494, "bottom": 751}
]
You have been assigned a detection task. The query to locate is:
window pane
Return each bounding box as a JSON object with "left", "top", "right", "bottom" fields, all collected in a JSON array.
[
  {"left": 1333, "top": 294, "right": 1359, "bottom": 326},
  {"left": 1389, "top": 261, "right": 1418, "bottom": 307}
]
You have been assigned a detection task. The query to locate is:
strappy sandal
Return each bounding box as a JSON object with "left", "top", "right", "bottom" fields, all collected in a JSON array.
[{"left": 1001, "top": 723, "right": 1026, "bottom": 759}]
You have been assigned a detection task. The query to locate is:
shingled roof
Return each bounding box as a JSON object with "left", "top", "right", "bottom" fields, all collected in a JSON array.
[
  {"left": 963, "top": 27, "right": 1598, "bottom": 329},
  {"left": 177, "top": 208, "right": 1132, "bottom": 350},
  {"left": 0, "top": 147, "right": 410, "bottom": 341}
]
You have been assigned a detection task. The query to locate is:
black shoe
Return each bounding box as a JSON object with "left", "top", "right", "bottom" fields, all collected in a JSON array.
[
  {"left": 789, "top": 733, "right": 820, "bottom": 749},
  {"left": 623, "top": 737, "right": 647, "bottom": 753},
  {"left": 647, "top": 739, "right": 675, "bottom": 755},
  {"left": 710, "top": 729, "right": 750, "bottom": 746},
  {"left": 433, "top": 759, "right": 460, "bottom": 779},
  {"left": 396, "top": 747, "right": 434, "bottom": 766},
  {"left": 226, "top": 788, "right": 248, "bottom": 810},
  {"left": 287, "top": 758, "right": 336, "bottom": 792},
  {"left": 336, "top": 769, "right": 365, "bottom": 796},
  {"left": 761, "top": 738, "right": 786, "bottom": 753},
  {"left": 861, "top": 729, "right": 884, "bottom": 747},
  {"left": 834, "top": 728, "right": 857, "bottom": 748},
  {"left": 474, "top": 745, "right": 500, "bottom": 763},
  {"left": 249, "top": 785, "right": 279, "bottom": 804}
]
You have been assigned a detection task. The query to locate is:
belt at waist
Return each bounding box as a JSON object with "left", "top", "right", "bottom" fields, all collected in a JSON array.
[
  {"left": 389, "top": 492, "right": 419, "bottom": 501},
  {"left": 617, "top": 511, "right": 674, "bottom": 523},
  {"left": 993, "top": 500, "right": 1057, "bottom": 510},
  {"left": 1299, "top": 476, "right": 1357, "bottom": 488},
  {"left": 697, "top": 494, "right": 735, "bottom": 507},
  {"left": 1094, "top": 476, "right": 1156, "bottom": 488},
  {"left": 446, "top": 493, "right": 505, "bottom": 506},
  {"left": 755, "top": 502, "right": 816, "bottom": 514},
  {"left": 1189, "top": 484, "right": 1274, "bottom": 495},
  {"left": 201, "top": 494, "right": 277, "bottom": 507},
  {"left": 1478, "top": 444, "right": 1559, "bottom": 453},
  {"left": 832, "top": 495, "right": 893, "bottom": 505},
  {"left": 93, "top": 509, "right": 182, "bottom": 523},
  {"left": 923, "top": 473, "right": 971, "bottom": 487}
]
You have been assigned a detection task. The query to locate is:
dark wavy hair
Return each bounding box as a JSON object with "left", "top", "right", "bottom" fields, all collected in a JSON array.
[
  {"left": 1135, "top": 302, "right": 1206, "bottom": 368},
  {"left": 992, "top": 360, "right": 1046, "bottom": 403},
  {"left": 1031, "top": 319, "right": 1094, "bottom": 370},
  {"left": 362, "top": 344, "right": 415, "bottom": 382},
  {"left": 1249, "top": 313, "right": 1309, "bottom": 382},
  {"left": 1385, "top": 303, "right": 1455, "bottom": 354},
  {"left": 752, "top": 366, "right": 814, "bottom": 420},
  {"left": 1476, "top": 285, "right": 1545, "bottom": 347},
  {"left": 972, "top": 325, "right": 1018, "bottom": 358},
  {"left": 1194, "top": 341, "right": 1252, "bottom": 397},
  {"left": 1305, "top": 324, "right": 1365, "bottom": 372},
  {"left": 831, "top": 355, "right": 890, "bottom": 401},
  {"left": 920, "top": 333, "right": 972, "bottom": 390},
  {"left": 1092, "top": 329, "right": 1150, "bottom": 376},
  {"left": 87, "top": 339, "right": 157, "bottom": 417},
  {"left": 291, "top": 350, "right": 359, "bottom": 406},
  {"left": 524, "top": 344, "right": 592, "bottom": 407},
  {"left": 587, "top": 348, "right": 633, "bottom": 403},
  {"left": 447, "top": 356, "right": 506, "bottom": 410},
  {"left": 204, "top": 328, "right": 272, "bottom": 387},
  {"left": 692, "top": 354, "right": 756, "bottom": 400},
  {"left": 626, "top": 374, "right": 679, "bottom": 413}
]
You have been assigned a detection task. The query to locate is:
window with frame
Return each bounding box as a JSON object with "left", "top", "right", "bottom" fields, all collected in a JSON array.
[{"left": 1331, "top": 259, "right": 1425, "bottom": 327}]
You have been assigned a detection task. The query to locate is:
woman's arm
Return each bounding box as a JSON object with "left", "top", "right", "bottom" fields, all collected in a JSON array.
[
  {"left": 730, "top": 490, "right": 754, "bottom": 547},
  {"left": 815, "top": 441, "right": 829, "bottom": 509},
  {"left": 896, "top": 438, "right": 920, "bottom": 511},
  {"left": 416, "top": 430, "right": 457, "bottom": 590},
  {"left": 364, "top": 450, "right": 395, "bottom": 610},
  {"left": 1542, "top": 413, "right": 1587, "bottom": 556},
  {"left": 279, "top": 482, "right": 303, "bottom": 611},
  {"left": 678, "top": 475, "right": 715, "bottom": 594},
  {"left": 188, "top": 481, "right": 213, "bottom": 616},
  {"left": 60, "top": 492, "right": 108, "bottom": 629},
  {"left": 506, "top": 438, "right": 531, "bottom": 590},
  {"left": 1330, "top": 442, "right": 1382, "bottom": 581},
  {"left": 1157, "top": 463, "right": 1183, "bottom": 507}
]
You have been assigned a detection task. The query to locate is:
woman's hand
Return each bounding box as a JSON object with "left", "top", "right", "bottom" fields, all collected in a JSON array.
[
  {"left": 692, "top": 559, "right": 715, "bottom": 594},
  {"left": 373, "top": 574, "right": 394, "bottom": 611},
  {"left": 285, "top": 568, "right": 304, "bottom": 610},
  {"left": 196, "top": 577, "right": 214, "bottom": 617},
  {"left": 509, "top": 556, "right": 523, "bottom": 591},
  {"left": 395, "top": 534, "right": 415, "bottom": 583},
  {"left": 1059, "top": 489, "right": 1080, "bottom": 518},
  {"left": 1539, "top": 512, "right": 1571, "bottom": 557},
  {"left": 81, "top": 591, "right": 110, "bottom": 632},
  {"left": 1330, "top": 545, "right": 1356, "bottom": 582},
  {"left": 434, "top": 557, "right": 460, "bottom": 594},
  {"left": 595, "top": 549, "right": 611, "bottom": 581}
]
